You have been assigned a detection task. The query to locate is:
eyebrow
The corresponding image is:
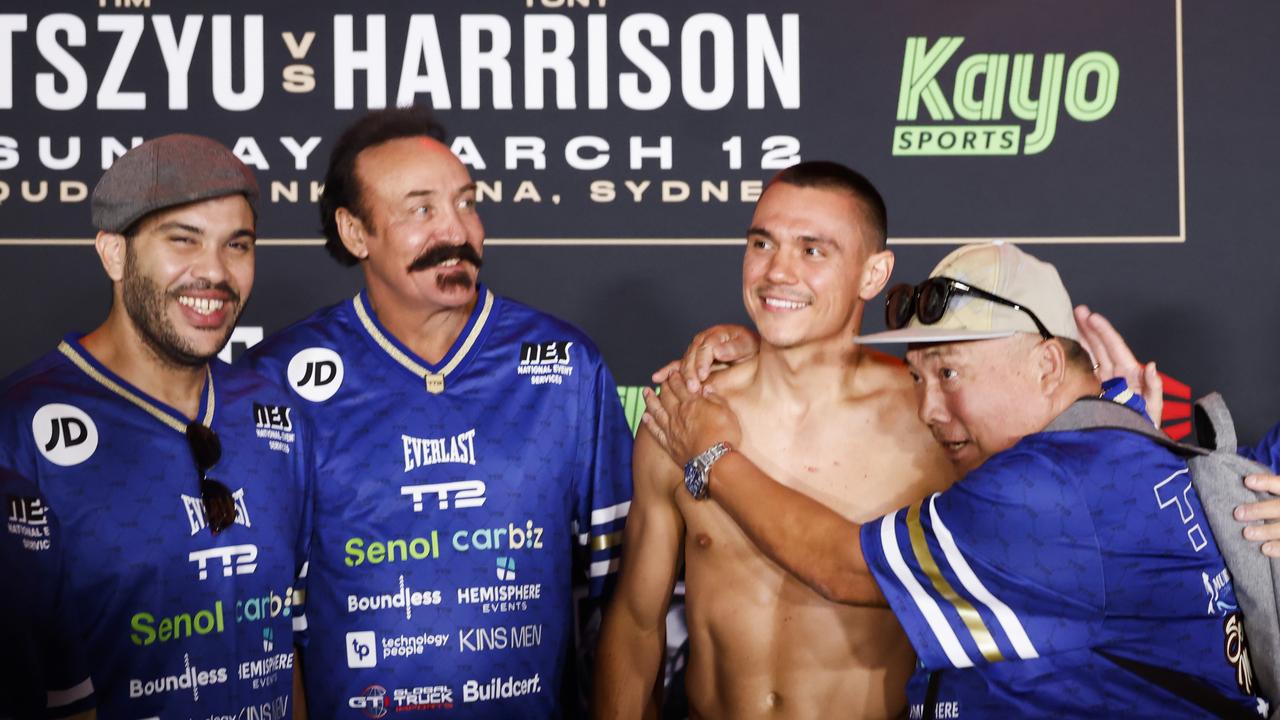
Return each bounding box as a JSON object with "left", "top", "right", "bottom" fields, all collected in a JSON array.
[
  {"left": 799, "top": 234, "right": 835, "bottom": 247},
  {"left": 405, "top": 183, "right": 478, "bottom": 200},
  {"left": 155, "top": 222, "right": 204, "bottom": 235},
  {"left": 746, "top": 226, "right": 773, "bottom": 239}
]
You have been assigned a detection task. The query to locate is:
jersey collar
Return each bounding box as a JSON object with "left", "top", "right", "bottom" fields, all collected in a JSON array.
[
  {"left": 57, "top": 334, "right": 215, "bottom": 434},
  {"left": 351, "top": 284, "right": 495, "bottom": 395}
]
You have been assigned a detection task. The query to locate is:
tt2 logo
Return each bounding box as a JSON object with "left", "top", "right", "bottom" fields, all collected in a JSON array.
[
  {"left": 401, "top": 480, "right": 487, "bottom": 512},
  {"left": 189, "top": 544, "right": 258, "bottom": 580},
  {"left": 32, "top": 403, "right": 98, "bottom": 466},
  {"left": 286, "top": 348, "right": 344, "bottom": 403}
]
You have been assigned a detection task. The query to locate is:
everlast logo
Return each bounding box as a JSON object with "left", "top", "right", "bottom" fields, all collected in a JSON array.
[{"left": 893, "top": 37, "right": 1119, "bottom": 156}]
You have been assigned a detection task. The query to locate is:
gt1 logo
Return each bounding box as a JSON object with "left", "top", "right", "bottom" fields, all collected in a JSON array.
[
  {"left": 286, "top": 348, "right": 345, "bottom": 402},
  {"left": 189, "top": 544, "right": 259, "bottom": 580},
  {"left": 32, "top": 404, "right": 98, "bottom": 466},
  {"left": 1153, "top": 468, "right": 1207, "bottom": 552},
  {"left": 401, "top": 481, "right": 487, "bottom": 512}
]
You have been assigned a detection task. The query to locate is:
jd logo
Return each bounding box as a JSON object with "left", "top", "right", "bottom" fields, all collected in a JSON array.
[
  {"left": 286, "top": 348, "right": 344, "bottom": 403},
  {"left": 32, "top": 403, "right": 98, "bottom": 466}
]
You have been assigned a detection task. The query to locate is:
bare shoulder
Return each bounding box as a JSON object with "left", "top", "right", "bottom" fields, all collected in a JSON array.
[
  {"left": 853, "top": 348, "right": 917, "bottom": 402},
  {"left": 855, "top": 348, "right": 958, "bottom": 483}
]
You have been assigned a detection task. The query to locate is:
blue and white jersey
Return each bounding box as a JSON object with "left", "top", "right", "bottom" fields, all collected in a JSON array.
[
  {"left": 0, "top": 467, "right": 94, "bottom": 719},
  {"left": 241, "top": 285, "right": 633, "bottom": 718},
  {"left": 862, "top": 395, "right": 1264, "bottom": 719},
  {"left": 0, "top": 338, "right": 314, "bottom": 719}
]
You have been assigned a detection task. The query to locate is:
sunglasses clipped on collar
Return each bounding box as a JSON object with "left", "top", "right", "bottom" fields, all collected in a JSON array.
[
  {"left": 186, "top": 422, "right": 237, "bottom": 534},
  {"left": 885, "top": 276, "right": 1055, "bottom": 341}
]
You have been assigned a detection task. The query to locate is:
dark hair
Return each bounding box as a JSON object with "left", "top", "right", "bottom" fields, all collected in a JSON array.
[
  {"left": 768, "top": 161, "right": 888, "bottom": 250},
  {"left": 320, "top": 107, "right": 448, "bottom": 266},
  {"left": 1059, "top": 337, "right": 1097, "bottom": 377}
]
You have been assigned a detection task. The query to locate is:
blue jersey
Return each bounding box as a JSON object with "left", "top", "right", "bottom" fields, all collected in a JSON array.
[
  {"left": 240, "top": 285, "right": 633, "bottom": 718},
  {"left": 1239, "top": 422, "right": 1280, "bottom": 474},
  {"left": 862, "top": 396, "right": 1265, "bottom": 719},
  {"left": 0, "top": 338, "right": 314, "bottom": 719},
  {"left": 0, "top": 467, "right": 94, "bottom": 719}
]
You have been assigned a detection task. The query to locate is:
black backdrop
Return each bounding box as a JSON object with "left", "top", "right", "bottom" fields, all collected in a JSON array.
[{"left": 1, "top": 0, "right": 1276, "bottom": 443}]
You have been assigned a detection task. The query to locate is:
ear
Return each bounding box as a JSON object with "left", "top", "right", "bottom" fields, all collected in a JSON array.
[
  {"left": 95, "top": 231, "right": 127, "bottom": 282},
  {"left": 336, "top": 207, "right": 370, "bottom": 261},
  {"left": 858, "top": 249, "right": 895, "bottom": 301},
  {"left": 1034, "top": 337, "right": 1069, "bottom": 396}
]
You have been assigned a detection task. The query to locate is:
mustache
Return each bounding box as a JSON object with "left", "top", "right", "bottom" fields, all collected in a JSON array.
[
  {"left": 170, "top": 281, "right": 241, "bottom": 305},
  {"left": 406, "top": 243, "right": 484, "bottom": 274}
]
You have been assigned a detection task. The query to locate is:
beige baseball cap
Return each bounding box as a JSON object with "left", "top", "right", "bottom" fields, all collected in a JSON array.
[{"left": 856, "top": 241, "right": 1079, "bottom": 345}]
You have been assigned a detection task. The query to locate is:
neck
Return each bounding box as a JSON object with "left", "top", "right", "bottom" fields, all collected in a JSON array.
[
  {"left": 80, "top": 306, "right": 209, "bottom": 420},
  {"left": 749, "top": 332, "right": 867, "bottom": 409},
  {"left": 1049, "top": 370, "right": 1105, "bottom": 418},
  {"left": 365, "top": 283, "right": 478, "bottom": 365}
]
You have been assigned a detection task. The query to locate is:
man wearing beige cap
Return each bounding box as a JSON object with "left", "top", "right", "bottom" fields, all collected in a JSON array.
[
  {"left": 0, "top": 134, "right": 314, "bottom": 718},
  {"left": 642, "top": 242, "right": 1266, "bottom": 718}
]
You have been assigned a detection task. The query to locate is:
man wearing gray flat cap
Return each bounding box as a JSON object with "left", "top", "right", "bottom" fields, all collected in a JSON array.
[{"left": 0, "top": 134, "right": 315, "bottom": 718}]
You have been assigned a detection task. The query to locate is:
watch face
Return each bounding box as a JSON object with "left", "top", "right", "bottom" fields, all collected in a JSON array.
[{"left": 683, "top": 461, "right": 700, "bottom": 496}]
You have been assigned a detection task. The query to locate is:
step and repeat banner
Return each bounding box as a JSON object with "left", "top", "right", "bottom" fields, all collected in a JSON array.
[{"left": 0, "top": 0, "right": 1275, "bottom": 442}]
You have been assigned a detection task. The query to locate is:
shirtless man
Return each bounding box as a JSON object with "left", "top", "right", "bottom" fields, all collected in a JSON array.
[{"left": 594, "top": 161, "right": 956, "bottom": 719}]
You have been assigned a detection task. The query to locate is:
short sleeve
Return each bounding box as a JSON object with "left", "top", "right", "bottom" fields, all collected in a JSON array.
[
  {"left": 860, "top": 448, "right": 1105, "bottom": 671},
  {"left": 571, "top": 351, "right": 634, "bottom": 599}
]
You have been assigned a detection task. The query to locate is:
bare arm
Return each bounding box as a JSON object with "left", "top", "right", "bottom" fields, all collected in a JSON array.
[
  {"left": 292, "top": 647, "right": 307, "bottom": 719},
  {"left": 642, "top": 375, "right": 886, "bottom": 607},
  {"left": 592, "top": 429, "right": 686, "bottom": 720}
]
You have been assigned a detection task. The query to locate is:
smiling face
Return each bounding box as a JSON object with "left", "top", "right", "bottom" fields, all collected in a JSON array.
[
  {"left": 118, "top": 194, "right": 255, "bottom": 367},
  {"left": 741, "top": 183, "right": 886, "bottom": 348},
  {"left": 343, "top": 136, "right": 484, "bottom": 314},
  {"left": 905, "top": 335, "right": 1054, "bottom": 473}
]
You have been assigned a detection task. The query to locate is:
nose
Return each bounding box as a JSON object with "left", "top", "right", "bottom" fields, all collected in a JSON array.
[
  {"left": 765, "top": 246, "right": 798, "bottom": 284},
  {"left": 917, "top": 382, "right": 950, "bottom": 427},
  {"left": 190, "top": 241, "right": 230, "bottom": 285},
  {"left": 431, "top": 204, "right": 468, "bottom": 246}
]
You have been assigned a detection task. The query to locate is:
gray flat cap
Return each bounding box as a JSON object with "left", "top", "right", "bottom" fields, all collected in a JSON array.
[{"left": 91, "top": 134, "right": 259, "bottom": 233}]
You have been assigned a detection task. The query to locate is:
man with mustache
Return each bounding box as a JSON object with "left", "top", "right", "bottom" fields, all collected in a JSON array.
[
  {"left": 241, "top": 108, "right": 633, "bottom": 716},
  {"left": 0, "top": 134, "right": 314, "bottom": 717}
]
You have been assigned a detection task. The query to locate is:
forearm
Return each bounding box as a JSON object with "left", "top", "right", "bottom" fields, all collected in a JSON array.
[
  {"left": 593, "top": 608, "right": 666, "bottom": 720},
  {"left": 709, "top": 451, "right": 886, "bottom": 606}
]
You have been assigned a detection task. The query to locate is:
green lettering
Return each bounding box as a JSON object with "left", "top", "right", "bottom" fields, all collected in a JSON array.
[
  {"left": 130, "top": 612, "right": 156, "bottom": 646},
  {"left": 1009, "top": 53, "right": 1065, "bottom": 155},
  {"left": 367, "top": 541, "right": 386, "bottom": 564},
  {"left": 386, "top": 538, "right": 407, "bottom": 563},
  {"left": 1064, "top": 51, "right": 1118, "bottom": 121},
  {"left": 345, "top": 537, "right": 365, "bottom": 567},
  {"left": 896, "top": 36, "right": 964, "bottom": 121}
]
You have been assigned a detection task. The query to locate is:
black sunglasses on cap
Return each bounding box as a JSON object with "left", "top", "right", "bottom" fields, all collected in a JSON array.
[
  {"left": 185, "top": 422, "right": 237, "bottom": 535},
  {"left": 885, "top": 276, "right": 1054, "bottom": 341}
]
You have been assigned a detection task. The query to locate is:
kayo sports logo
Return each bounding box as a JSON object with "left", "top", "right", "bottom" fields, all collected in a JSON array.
[{"left": 893, "top": 36, "right": 1118, "bottom": 156}]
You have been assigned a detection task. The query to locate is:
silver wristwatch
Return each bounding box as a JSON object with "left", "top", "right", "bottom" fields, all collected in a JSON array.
[{"left": 683, "top": 442, "right": 732, "bottom": 500}]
